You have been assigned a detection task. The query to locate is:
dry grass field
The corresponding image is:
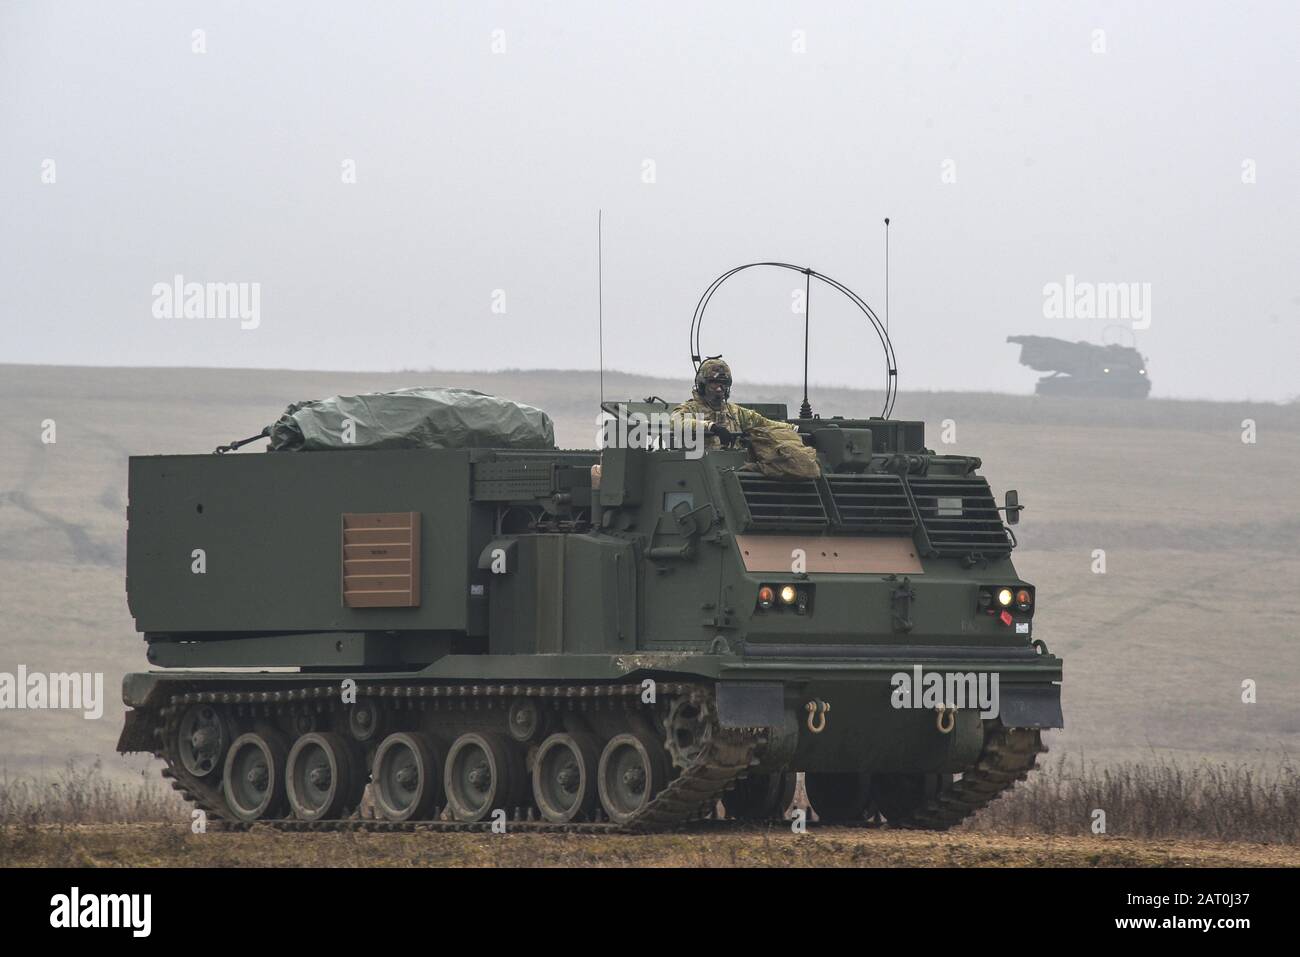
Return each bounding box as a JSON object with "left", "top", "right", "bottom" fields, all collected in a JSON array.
[
  {"left": 0, "top": 363, "right": 1296, "bottom": 863},
  {"left": 5, "top": 823, "right": 1296, "bottom": 869},
  {"left": 2, "top": 755, "right": 1295, "bottom": 866}
]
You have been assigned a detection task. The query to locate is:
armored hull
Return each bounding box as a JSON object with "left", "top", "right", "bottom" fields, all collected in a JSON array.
[
  {"left": 118, "top": 406, "right": 1063, "bottom": 830},
  {"left": 1034, "top": 373, "right": 1151, "bottom": 398}
]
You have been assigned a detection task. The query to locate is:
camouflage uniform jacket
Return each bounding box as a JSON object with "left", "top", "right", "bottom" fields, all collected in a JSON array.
[{"left": 669, "top": 397, "right": 796, "bottom": 451}]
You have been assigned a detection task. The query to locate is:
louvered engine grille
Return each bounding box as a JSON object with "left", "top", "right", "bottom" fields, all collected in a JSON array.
[
  {"left": 823, "top": 474, "right": 915, "bottom": 534},
  {"left": 906, "top": 476, "right": 1012, "bottom": 557},
  {"left": 735, "top": 474, "right": 828, "bottom": 529},
  {"left": 733, "top": 471, "right": 1013, "bottom": 556}
]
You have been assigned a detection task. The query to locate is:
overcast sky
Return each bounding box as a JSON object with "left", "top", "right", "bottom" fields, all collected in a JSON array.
[{"left": 1, "top": 1, "right": 1296, "bottom": 401}]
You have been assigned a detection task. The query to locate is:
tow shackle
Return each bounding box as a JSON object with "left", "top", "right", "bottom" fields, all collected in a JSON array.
[
  {"left": 935, "top": 706, "right": 956, "bottom": 735},
  {"left": 805, "top": 698, "right": 831, "bottom": 734}
]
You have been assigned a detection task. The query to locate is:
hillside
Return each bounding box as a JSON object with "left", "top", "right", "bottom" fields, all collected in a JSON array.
[{"left": 0, "top": 364, "right": 1296, "bottom": 779}]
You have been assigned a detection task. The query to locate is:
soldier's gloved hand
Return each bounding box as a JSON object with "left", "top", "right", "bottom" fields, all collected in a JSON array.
[{"left": 709, "top": 422, "right": 737, "bottom": 446}]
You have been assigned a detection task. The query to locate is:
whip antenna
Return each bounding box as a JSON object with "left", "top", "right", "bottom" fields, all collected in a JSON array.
[
  {"left": 884, "top": 217, "right": 890, "bottom": 334},
  {"left": 800, "top": 267, "right": 813, "bottom": 419},
  {"left": 598, "top": 210, "right": 605, "bottom": 406}
]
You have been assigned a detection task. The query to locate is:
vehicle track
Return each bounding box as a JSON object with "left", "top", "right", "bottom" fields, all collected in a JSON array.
[{"left": 134, "top": 680, "right": 1043, "bottom": 834}]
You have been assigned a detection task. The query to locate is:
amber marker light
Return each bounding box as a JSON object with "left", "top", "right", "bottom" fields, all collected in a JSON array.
[{"left": 757, "top": 586, "right": 775, "bottom": 609}]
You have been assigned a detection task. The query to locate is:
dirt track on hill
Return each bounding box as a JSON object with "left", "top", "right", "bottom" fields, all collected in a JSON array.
[{"left": 3, "top": 824, "right": 1296, "bottom": 868}]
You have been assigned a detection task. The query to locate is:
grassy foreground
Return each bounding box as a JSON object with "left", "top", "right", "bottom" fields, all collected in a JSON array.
[
  {"left": 0, "top": 756, "right": 1295, "bottom": 867},
  {"left": 3, "top": 823, "right": 1296, "bottom": 868}
]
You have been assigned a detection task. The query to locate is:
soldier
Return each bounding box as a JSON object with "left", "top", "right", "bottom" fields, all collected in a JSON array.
[{"left": 670, "top": 358, "right": 796, "bottom": 451}]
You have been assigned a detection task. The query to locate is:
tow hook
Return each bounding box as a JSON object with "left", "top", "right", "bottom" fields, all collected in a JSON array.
[
  {"left": 805, "top": 698, "right": 830, "bottom": 734},
  {"left": 935, "top": 706, "right": 956, "bottom": 734}
]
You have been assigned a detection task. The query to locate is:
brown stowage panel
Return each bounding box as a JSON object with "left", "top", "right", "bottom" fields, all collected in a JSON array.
[
  {"left": 735, "top": 534, "right": 924, "bottom": 575},
  {"left": 342, "top": 512, "right": 420, "bottom": 607}
]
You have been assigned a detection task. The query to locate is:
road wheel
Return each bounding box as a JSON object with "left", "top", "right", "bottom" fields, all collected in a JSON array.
[
  {"left": 532, "top": 733, "right": 601, "bottom": 823},
  {"left": 598, "top": 733, "right": 668, "bottom": 825},
  {"left": 445, "top": 732, "right": 523, "bottom": 822},
  {"left": 286, "top": 732, "right": 357, "bottom": 821},
  {"left": 372, "top": 732, "right": 444, "bottom": 822},
  {"left": 222, "top": 731, "right": 289, "bottom": 822}
]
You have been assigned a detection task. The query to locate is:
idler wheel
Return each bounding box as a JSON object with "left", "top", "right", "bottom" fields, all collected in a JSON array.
[
  {"left": 722, "top": 772, "right": 797, "bottom": 821},
  {"left": 176, "top": 704, "right": 230, "bottom": 779},
  {"left": 222, "top": 731, "right": 289, "bottom": 822},
  {"left": 532, "top": 732, "right": 600, "bottom": 823},
  {"left": 598, "top": 733, "right": 668, "bottom": 825},
  {"left": 286, "top": 732, "right": 357, "bottom": 821},
  {"left": 805, "top": 771, "right": 874, "bottom": 823},
  {"left": 444, "top": 732, "right": 524, "bottom": 822},
  {"left": 371, "top": 732, "right": 444, "bottom": 822}
]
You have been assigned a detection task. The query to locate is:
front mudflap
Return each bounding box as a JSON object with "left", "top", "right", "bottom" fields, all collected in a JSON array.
[
  {"left": 715, "top": 681, "right": 799, "bottom": 771},
  {"left": 716, "top": 681, "right": 784, "bottom": 727},
  {"left": 998, "top": 683, "right": 1064, "bottom": 729}
]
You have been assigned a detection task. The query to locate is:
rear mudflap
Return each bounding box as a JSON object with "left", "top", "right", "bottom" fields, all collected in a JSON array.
[{"left": 116, "top": 708, "right": 156, "bottom": 754}]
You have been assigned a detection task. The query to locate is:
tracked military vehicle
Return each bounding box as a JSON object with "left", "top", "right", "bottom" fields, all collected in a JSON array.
[
  {"left": 1008, "top": 334, "right": 1151, "bottom": 398},
  {"left": 118, "top": 264, "right": 1063, "bottom": 831}
]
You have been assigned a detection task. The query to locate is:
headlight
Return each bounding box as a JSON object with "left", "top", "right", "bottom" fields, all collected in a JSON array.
[
  {"left": 779, "top": 585, "right": 798, "bottom": 605},
  {"left": 997, "top": 588, "right": 1014, "bottom": 607}
]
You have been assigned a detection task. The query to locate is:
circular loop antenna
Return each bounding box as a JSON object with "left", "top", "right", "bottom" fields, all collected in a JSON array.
[
  {"left": 1100, "top": 323, "right": 1136, "bottom": 348},
  {"left": 688, "top": 262, "right": 898, "bottom": 419}
]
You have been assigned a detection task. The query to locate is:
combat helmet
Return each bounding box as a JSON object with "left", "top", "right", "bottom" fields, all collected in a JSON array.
[{"left": 694, "top": 357, "right": 732, "bottom": 401}]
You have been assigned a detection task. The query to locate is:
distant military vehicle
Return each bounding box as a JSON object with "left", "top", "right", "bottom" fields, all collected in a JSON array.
[
  {"left": 1008, "top": 335, "right": 1150, "bottom": 398},
  {"left": 116, "top": 264, "right": 1062, "bottom": 831}
]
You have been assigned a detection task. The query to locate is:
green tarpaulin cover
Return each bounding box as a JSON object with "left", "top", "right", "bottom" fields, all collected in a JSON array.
[{"left": 268, "top": 388, "right": 555, "bottom": 451}]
